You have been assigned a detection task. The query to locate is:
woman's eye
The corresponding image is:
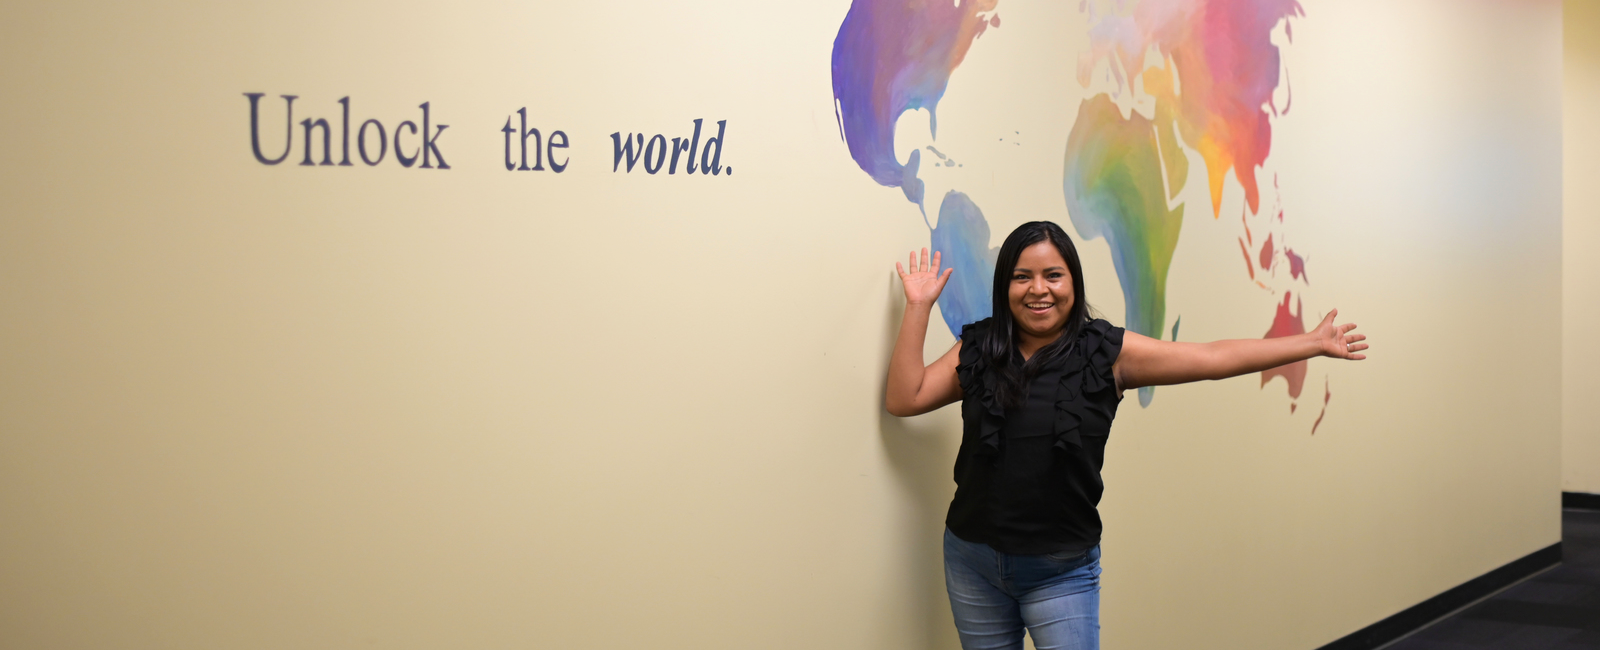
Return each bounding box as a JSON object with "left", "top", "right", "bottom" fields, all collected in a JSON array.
[{"left": 1013, "top": 275, "right": 1028, "bottom": 281}]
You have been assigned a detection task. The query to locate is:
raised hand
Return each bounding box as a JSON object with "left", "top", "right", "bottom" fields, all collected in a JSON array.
[
  {"left": 896, "top": 248, "right": 953, "bottom": 307},
  {"left": 1311, "top": 309, "right": 1368, "bottom": 360}
]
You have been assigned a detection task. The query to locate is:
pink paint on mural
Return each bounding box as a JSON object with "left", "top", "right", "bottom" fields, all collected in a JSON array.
[
  {"left": 1261, "top": 291, "right": 1308, "bottom": 403},
  {"left": 1286, "top": 248, "right": 1309, "bottom": 283},
  {"left": 1311, "top": 378, "right": 1331, "bottom": 434}
]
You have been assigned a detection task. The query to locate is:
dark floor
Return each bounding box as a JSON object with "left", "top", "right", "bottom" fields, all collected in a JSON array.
[{"left": 1385, "top": 509, "right": 1600, "bottom": 650}]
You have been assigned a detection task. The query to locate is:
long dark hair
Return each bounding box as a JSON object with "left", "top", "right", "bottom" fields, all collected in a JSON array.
[{"left": 971, "top": 221, "right": 1094, "bottom": 408}]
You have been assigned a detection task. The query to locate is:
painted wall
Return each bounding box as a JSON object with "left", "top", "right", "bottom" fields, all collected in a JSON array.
[
  {"left": 0, "top": 1, "right": 1561, "bottom": 649},
  {"left": 1567, "top": 0, "right": 1600, "bottom": 496}
]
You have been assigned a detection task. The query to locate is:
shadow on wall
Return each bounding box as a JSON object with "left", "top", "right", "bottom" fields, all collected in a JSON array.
[{"left": 877, "top": 279, "right": 965, "bottom": 650}]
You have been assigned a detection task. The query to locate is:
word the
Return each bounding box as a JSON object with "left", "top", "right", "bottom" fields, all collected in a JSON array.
[
  {"left": 611, "top": 119, "right": 731, "bottom": 175},
  {"left": 244, "top": 94, "right": 450, "bottom": 169}
]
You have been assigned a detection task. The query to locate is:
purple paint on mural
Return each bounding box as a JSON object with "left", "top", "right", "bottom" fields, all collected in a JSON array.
[
  {"left": 832, "top": 0, "right": 1002, "bottom": 337},
  {"left": 831, "top": 0, "right": 997, "bottom": 207}
]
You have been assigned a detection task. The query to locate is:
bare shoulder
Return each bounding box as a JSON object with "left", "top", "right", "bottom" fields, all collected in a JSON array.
[
  {"left": 1112, "top": 329, "right": 1161, "bottom": 390},
  {"left": 1117, "top": 329, "right": 1158, "bottom": 357}
]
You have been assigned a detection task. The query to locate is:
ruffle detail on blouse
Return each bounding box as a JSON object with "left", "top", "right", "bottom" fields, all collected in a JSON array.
[
  {"left": 1052, "top": 319, "right": 1124, "bottom": 453},
  {"left": 957, "top": 318, "right": 1006, "bottom": 457}
]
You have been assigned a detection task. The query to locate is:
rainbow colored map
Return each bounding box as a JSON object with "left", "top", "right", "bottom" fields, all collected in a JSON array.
[{"left": 833, "top": 0, "right": 1329, "bottom": 426}]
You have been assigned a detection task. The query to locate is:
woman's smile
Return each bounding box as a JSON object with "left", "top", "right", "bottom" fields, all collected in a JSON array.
[{"left": 1008, "top": 241, "right": 1076, "bottom": 342}]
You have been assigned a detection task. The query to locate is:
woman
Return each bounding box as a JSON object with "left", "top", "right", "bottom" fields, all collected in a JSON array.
[{"left": 885, "top": 221, "right": 1366, "bottom": 650}]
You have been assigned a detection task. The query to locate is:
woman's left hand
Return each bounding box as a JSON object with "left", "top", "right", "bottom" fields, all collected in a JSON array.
[{"left": 1312, "top": 309, "right": 1368, "bottom": 360}]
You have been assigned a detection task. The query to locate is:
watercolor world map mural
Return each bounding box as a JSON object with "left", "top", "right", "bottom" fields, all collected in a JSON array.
[{"left": 833, "top": 0, "right": 1331, "bottom": 429}]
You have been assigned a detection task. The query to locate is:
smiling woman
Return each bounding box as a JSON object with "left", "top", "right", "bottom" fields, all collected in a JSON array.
[{"left": 883, "top": 220, "right": 1367, "bottom": 650}]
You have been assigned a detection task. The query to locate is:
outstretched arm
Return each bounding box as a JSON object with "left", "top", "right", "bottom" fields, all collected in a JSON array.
[
  {"left": 1114, "top": 310, "right": 1367, "bottom": 391},
  {"left": 885, "top": 248, "right": 964, "bottom": 417}
]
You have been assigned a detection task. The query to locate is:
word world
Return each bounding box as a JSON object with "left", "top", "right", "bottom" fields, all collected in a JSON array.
[{"left": 611, "top": 119, "right": 731, "bottom": 175}]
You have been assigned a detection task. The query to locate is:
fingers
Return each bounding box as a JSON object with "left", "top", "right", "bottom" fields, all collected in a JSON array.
[
  {"left": 895, "top": 261, "right": 906, "bottom": 278},
  {"left": 1317, "top": 309, "right": 1368, "bottom": 360},
  {"left": 936, "top": 267, "right": 953, "bottom": 289},
  {"left": 1341, "top": 335, "right": 1369, "bottom": 360},
  {"left": 900, "top": 248, "right": 949, "bottom": 275},
  {"left": 901, "top": 248, "right": 946, "bottom": 274}
]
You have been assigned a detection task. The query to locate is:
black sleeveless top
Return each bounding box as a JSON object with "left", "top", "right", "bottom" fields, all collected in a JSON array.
[{"left": 947, "top": 317, "right": 1125, "bottom": 556}]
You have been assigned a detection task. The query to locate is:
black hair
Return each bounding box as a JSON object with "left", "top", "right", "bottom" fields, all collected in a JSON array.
[{"left": 970, "top": 221, "right": 1094, "bottom": 408}]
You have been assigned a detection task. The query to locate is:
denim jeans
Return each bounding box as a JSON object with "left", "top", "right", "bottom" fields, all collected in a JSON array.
[{"left": 943, "top": 528, "right": 1101, "bottom": 650}]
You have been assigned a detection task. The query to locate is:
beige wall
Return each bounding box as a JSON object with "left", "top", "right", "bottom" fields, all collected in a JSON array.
[
  {"left": 1567, "top": 0, "right": 1600, "bottom": 496},
  {"left": 0, "top": 1, "right": 1562, "bottom": 649}
]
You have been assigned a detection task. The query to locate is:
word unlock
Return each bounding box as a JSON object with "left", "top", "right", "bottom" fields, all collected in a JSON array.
[{"left": 244, "top": 94, "right": 449, "bottom": 169}]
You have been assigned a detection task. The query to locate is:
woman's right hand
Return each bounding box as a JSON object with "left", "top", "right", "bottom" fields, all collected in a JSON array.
[
  {"left": 887, "top": 247, "right": 964, "bottom": 417},
  {"left": 896, "top": 248, "right": 953, "bottom": 307}
]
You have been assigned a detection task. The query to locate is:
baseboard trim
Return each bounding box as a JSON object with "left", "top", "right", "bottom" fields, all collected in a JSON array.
[
  {"left": 1564, "top": 491, "right": 1600, "bottom": 511},
  {"left": 1315, "top": 542, "right": 1562, "bottom": 650}
]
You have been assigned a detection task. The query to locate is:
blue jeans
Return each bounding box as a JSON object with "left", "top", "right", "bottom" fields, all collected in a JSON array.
[{"left": 943, "top": 528, "right": 1101, "bottom": 650}]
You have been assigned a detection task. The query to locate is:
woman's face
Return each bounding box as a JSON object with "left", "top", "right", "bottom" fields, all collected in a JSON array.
[{"left": 1008, "top": 241, "right": 1076, "bottom": 340}]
